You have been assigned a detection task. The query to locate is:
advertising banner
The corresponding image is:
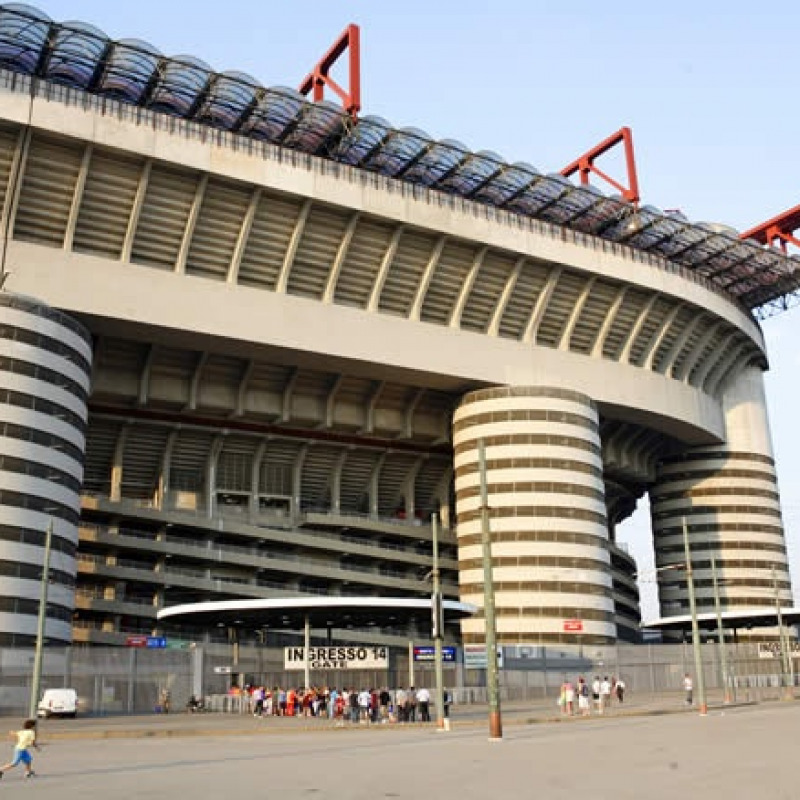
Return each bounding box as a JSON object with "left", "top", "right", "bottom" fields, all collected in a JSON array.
[
  {"left": 463, "top": 644, "right": 504, "bottom": 669},
  {"left": 413, "top": 646, "right": 457, "bottom": 662}
]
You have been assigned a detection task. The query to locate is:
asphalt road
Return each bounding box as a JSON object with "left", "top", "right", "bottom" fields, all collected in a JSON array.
[{"left": 3, "top": 701, "right": 796, "bottom": 799}]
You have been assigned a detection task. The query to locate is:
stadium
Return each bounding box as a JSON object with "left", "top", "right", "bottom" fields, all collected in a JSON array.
[{"left": 0, "top": 3, "right": 798, "bottom": 651}]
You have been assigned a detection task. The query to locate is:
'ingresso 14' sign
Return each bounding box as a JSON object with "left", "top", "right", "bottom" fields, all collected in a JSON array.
[{"left": 284, "top": 646, "right": 389, "bottom": 670}]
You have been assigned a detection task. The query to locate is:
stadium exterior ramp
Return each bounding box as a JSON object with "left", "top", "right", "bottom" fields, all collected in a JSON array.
[{"left": 0, "top": 6, "right": 793, "bottom": 648}]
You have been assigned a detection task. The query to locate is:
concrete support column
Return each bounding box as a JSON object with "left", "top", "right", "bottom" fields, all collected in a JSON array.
[
  {"left": 110, "top": 426, "right": 128, "bottom": 503},
  {"left": 453, "top": 386, "right": 614, "bottom": 647},
  {"left": 651, "top": 366, "right": 792, "bottom": 627},
  {"left": 205, "top": 436, "right": 224, "bottom": 519},
  {"left": 249, "top": 440, "right": 268, "bottom": 520}
]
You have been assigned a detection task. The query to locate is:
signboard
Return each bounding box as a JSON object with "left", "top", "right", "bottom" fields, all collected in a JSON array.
[
  {"left": 126, "top": 635, "right": 167, "bottom": 648},
  {"left": 563, "top": 619, "right": 584, "bottom": 633},
  {"left": 757, "top": 642, "right": 800, "bottom": 660},
  {"left": 413, "top": 646, "right": 457, "bottom": 663},
  {"left": 284, "top": 646, "right": 388, "bottom": 671},
  {"left": 463, "top": 644, "right": 504, "bottom": 670},
  {"left": 213, "top": 666, "right": 233, "bottom": 675}
]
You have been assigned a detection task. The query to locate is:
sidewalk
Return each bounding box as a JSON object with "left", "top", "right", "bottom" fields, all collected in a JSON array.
[{"left": 12, "top": 690, "right": 763, "bottom": 742}]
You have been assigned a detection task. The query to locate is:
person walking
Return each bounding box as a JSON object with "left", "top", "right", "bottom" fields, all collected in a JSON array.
[
  {"left": 614, "top": 677, "right": 626, "bottom": 703},
  {"left": 683, "top": 673, "right": 693, "bottom": 706},
  {"left": 0, "top": 719, "right": 38, "bottom": 780}
]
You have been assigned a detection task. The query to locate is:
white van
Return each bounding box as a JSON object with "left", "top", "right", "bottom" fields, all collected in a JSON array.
[{"left": 37, "top": 688, "right": 78, "bottom": 718}]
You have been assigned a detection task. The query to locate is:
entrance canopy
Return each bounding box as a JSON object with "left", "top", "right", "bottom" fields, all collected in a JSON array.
[
  {"left": 643, "top": 607, "right": 800, "bottom": 633},
  {"left": 157, "top": 596, "right": 476, "bottom": 632}
]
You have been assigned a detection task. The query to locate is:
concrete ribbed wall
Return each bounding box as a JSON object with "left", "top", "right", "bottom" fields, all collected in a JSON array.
[
  {"left": 453, "top": 386, "right": 615, "bottom": 646},
  {"left": 0, "top": 292, "right": 91, "bottom": 645},
  {"left": 652, "top": 367, "right": 791, "bottom": 628}
]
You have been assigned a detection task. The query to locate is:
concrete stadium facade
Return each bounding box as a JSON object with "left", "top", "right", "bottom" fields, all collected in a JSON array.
[{"left": 0, "top": 6, "right": 795, "bottom": 648}]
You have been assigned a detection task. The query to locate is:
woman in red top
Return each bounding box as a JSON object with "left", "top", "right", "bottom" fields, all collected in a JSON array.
[{"left": 286, "top": 688, "right": 296, "bottom": 717}]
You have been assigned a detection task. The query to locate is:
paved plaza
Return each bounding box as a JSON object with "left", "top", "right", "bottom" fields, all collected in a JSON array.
[{"left": 2, "top": 700, "right": 795, "bottom": 799}]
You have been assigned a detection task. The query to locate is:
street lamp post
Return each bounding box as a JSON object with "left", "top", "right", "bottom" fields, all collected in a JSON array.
[
  {"left": 29, "top": 520, "right": 53, "bottom": 721},
  {"left": 682, "top": 517, "right": 707, "bottom": 715},
  {"left": 478, "top": 439, "right": 502, "bottom": 740},
  {"left": 772, "top": 566, "right": 794, "bottom": 699},
  {"left": 431, "top": 513, "right": 446, "bottom": 730},
  {"left": 710, "top": 556, "right": 731, "bottom": 703}
]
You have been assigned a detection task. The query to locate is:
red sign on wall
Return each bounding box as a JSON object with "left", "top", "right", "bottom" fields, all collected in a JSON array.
[
  {"left": 125, "top": 635, "right": 148, "bottom": 647},
  {"left": 563, "top": 619, "right": 584, "bottom": 632}
]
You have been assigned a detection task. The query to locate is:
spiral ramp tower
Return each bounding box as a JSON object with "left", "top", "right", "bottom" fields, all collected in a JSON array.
[
  {"left": 0, "top": 293, "right": 91, "bottom": 645},
  {"left": 0, "top": 4, "right": 796, "bottom": 648}
]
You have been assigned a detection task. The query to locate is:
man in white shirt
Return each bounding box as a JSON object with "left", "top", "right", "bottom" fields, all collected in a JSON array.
[
  {"left": 600, "top": 676, "right": 612, "bottom": 713},
  {"left": 357, "top": 688, "right": 371, "bottom": 722},
  {"left": 683, "top": 673, "right": 693, "bottom": 705},
  {"left": 416, "top": 687, "right": 431, "bottom": 722},
  {"left": 395, "top": 688, "right": 407, "bottom": 722},
  {"left": 591, "top": 676, "right": 602, "bottom": 714}
]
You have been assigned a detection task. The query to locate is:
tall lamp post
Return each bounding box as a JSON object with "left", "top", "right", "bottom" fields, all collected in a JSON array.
[
  {"left": 29, "top": 521, "right": 53, "bottom": 721},
  {"left": 682, "top": 517, "right": 707, "bottom": 716},
  {"left": 478, "top": 439, "right": 502, "bottom": 740},
  {"left": 431, "top": 513, "right": 446, "bottom": 730},
  {"left": 710, "top": 556, "right": 732, "bottom": 703},
  {"left": 772, "top": 565, "right": 794, "bottom": 699}
]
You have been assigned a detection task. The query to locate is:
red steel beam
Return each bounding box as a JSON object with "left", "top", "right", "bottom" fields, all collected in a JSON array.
[
  {"left": 740, "top": 204, "right": 800, "bottom": 252},
  {"left": 561, "top": 127, "right": 640, "bottom": 205},
  {"left": 298, "top": 23, "right": 361, "bottom": 119}
]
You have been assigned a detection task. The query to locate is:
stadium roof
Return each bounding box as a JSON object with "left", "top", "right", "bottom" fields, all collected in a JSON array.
[{"left": 1, "top": 3, "right": 798, "bottom": 317}]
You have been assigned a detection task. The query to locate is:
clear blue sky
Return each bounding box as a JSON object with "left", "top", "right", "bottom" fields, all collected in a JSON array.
[{"left": 30, "top": 0, "right": 800, "bottom": 618}]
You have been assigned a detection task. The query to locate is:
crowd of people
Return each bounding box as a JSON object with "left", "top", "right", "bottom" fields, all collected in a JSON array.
[
  {"left": 558, "top": 675, "right": 625, "bottom": 716},
  {"left": 223, "top": 685, "right": 450, "bottom": 723}
]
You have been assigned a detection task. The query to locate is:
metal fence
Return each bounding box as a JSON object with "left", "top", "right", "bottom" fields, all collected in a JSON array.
[
  {"left": 0, "top": 640, "right": 795, "bottom": 716},
  {"left": 0, "top": 646, "right": 194, "bottom": 716}
]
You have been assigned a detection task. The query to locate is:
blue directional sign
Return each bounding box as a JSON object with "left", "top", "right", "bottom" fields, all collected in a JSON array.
[
  {"left": 146, "top": 636, "right": 167, "bottom": 648},
  {"left": 413, "top": 646, "right": 456, "bottom": 662}
]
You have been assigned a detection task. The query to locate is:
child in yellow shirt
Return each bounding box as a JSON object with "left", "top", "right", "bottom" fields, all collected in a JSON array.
[{"left": 0, "top": 719, "right": 37, "bottom": 779}]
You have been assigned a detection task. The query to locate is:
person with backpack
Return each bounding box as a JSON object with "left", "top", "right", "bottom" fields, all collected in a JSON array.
[{"left": 349, "top": 687, "right": 360, "bottom": 723}]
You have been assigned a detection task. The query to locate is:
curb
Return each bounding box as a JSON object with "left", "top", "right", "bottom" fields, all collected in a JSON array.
[{"left": 36, "top": 700, "right": 763, "bottom": 742}]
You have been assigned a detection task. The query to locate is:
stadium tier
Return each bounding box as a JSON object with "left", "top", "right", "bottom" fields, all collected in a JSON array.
[{"left": 0, "top": 3, "right": 794, "bottom": 647}]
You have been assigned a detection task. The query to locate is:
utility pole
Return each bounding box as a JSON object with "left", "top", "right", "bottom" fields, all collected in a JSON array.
[
  {"left": 478, "top": 439, "right": 502, "bottom": 740},
  {"left": 710, "top": 556, "right": 731, "bottom": 703},
  {"left": 303, "top": 614, "right": 311, "bottom": 691},
  {"left": 29, "top": 520, "right": 53, "bottom": 721},
  {"left": 682, "top": 517, "right": 707, "bottom": 715},
  {"left": 431, "top": 513, "right": 446, "bottom": 730}
]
